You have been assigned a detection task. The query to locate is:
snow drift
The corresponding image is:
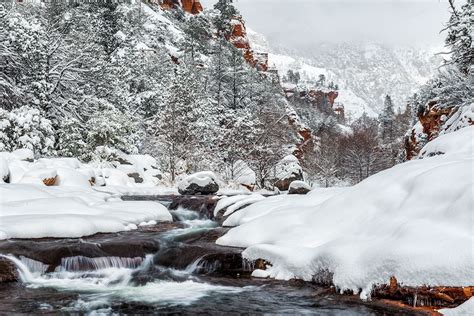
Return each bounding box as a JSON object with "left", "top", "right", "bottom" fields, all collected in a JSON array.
[
  {"left": 0, "top": 183, "right": 172, "bottom": 240},
  {"left": 217, "top": 126, "right": 474, "bottom": 298}
]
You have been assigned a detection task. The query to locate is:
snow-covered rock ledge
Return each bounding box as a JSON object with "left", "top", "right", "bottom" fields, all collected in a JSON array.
[{"left": 216, "top": 127, "right": 474, "bottom": 305}]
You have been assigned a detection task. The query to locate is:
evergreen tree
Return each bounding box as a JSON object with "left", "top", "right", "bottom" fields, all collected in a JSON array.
[
  {"left": 213, "top": 0, "right": 238, "bottom": 35},
  {"left": 444, "top": 1, "right": 473, "bottom": 74},
  {"left": 379, "top": 95, "right": 395, "bottom": 141}
]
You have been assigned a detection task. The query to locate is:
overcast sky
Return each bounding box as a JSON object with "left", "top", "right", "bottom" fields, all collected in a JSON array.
[{"left": 201, "top": 0, "right": 452, "bottom": 49}]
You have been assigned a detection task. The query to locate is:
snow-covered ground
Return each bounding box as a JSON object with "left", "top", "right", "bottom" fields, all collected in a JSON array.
[
  {"left": 217, "top": 126, "right": 474, "bottom": 299},
  {"left": 0, "top": 150, "right": 175, "bottom": 240},
  {"left": 0, "top": 184, "right": 172, "bottom": 240}
]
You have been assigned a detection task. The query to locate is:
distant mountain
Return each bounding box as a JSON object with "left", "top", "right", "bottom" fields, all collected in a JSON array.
[{"left": 248, "top": 29, "right": 443, "bottom": 120}]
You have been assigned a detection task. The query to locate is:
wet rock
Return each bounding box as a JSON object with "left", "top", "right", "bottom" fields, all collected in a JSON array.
[
  {"left": 372, "top": 276, "right": 474, "bottom": 308},
  {"left": 288, "top": 181, "right": 311, "bottom": 195},
  {"left": 127, "top": 172, "right": 144, "bottom": 184},
  {"left": 0, "top": 258, "right": 18, "bottom": 283}
]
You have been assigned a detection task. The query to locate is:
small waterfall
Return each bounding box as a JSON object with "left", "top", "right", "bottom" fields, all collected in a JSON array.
[
  {"left": 185, "top": 257, "right": 221, "bottom": 275},
  {"left": 0, "top": 254, "right": 36, "bottom": 283},
  {"left": 241, "top": 259, "right": 255, "bottom": 272},
  {"left": 19, "top": 256, "right": 49, "bottom": 274},
  {"left": 57, "top": 256, "right": 144, "bottom": 272}
]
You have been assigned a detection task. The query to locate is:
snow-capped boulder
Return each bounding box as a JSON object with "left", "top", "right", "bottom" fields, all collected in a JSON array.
[
  {"left": 7, "top": 160, "right": 30, "bottom": 183},
  {"left": 19, "top": 168, "right": 57, "bottom": 186},
  {"left": 178, "top": 171, "right": 219, "bottom": 195},
  {"left": 288, "top": 181, "right": 311, "bottom": 195},
  {"left": 101, "top": 168, "right": 134, "bottom": 187},
  {"left": 274, "top": 155, "right": 304, "bottom": 191},
  {"left": 55, "top": 168, "right": 91, "bottom": 188}
]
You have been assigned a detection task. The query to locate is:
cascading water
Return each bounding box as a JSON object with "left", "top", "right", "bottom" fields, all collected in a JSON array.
[
  {"left": 0, "top": 203, "right": 395, "bottom": 315},
  {"left": 1, "top": 207, "right": 246, "bottom": 312}
]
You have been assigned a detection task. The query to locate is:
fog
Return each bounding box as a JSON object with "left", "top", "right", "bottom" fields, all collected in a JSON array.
[{"left": 201, "top": 0, "right": 452, "bottom": 49}]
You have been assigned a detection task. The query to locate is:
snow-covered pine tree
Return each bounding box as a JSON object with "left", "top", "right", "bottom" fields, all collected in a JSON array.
[
  {"left": 379, "top": 94, "right": 396, "bottom": 142},
  {"left": 85, "top": 100, "right": 140, "bottom": 161},
  {"left": 0, "top": 106, "right": 55, "bottom": 155},
  {"left": 444, "top": 1, "right": 473, "bottom": 74},
  {"left": 213, "top": 0, "right": 238, "bottom": 35}
]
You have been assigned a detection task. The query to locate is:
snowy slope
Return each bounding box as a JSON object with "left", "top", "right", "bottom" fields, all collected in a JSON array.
[
  {"left": 248, "top": 29, "right": 441, "bottom": 117},
  {"left": 217, "top": 126, "right": 474, "bottom": 297},
  {"left": 303, "top": 42, "right": 442, "bottom": 113}
]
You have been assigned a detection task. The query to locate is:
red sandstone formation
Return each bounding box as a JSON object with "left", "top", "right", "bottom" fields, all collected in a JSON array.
[
  {"left": 159, "top": 0, "right": 203, "bottom": 14},
  {"left": 227, "top": 17, "right": 269, "bottom": 72},
  {"left": 405, "top": 100, "right": 455, "bottom": 160}
]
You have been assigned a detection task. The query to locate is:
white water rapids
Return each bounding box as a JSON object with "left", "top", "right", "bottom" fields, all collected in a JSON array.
[{"left": 0, "top": 208, "right": 247, "bottom": 310}]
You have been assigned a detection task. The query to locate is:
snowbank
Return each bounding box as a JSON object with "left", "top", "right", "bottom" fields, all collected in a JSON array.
[
  {"left": 439, "top": 297, "right": 474, "bottom": 315},
  {"left": 0, "top": 184, "right": 172, "bottom": 240},
  {"left": 217, "top": 127, "right": 474, "bottom": 298}
]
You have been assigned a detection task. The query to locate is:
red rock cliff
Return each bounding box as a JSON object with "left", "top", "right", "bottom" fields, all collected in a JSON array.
[
  {"left": 159, "top": 0, "right": 203, "bottom": 14},
  {"left": 227, "top": 17, "right": 269, "bottom": 71}
]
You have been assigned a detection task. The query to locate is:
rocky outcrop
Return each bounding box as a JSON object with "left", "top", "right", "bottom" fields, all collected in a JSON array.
[
  {"left": 405, "top": 101, "right": 455, "bottom": 160},
  {"left": 0, "top": 258, "right": 18, "bottom": 283},
  {"left": 227, "top": 17, "right": 269, "bottom": 72},
  {"left": 285, "top": 87, "right": 343, "bottom": 162},
  {"left": 159, "top": 0, "right": 203, "bottom": 14},
  {"left": 373, "top": 276, "right": 474, "bottom": 309}
]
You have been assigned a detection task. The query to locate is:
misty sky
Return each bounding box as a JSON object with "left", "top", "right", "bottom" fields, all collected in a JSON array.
[{"left": 201, "top": 0, "right": 452, "bottom": 49}]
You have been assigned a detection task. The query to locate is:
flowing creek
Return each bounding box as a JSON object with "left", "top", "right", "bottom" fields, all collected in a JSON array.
[{"left": 0, "top": 196, "right": 426, "bottom": 315}]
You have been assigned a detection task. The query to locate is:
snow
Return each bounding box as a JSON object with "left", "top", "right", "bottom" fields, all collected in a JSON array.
[
  {"left": 0, "top": 183, "right": 172, "bottom": 240},
  {"left": 178, "top": 171, "right": 218, "bottom": 191},
  {"left": 217, "top": 127, "right": 474, "bottom": 298},
  {"left": 11, "top": 148, "right": 34, "bottom": 161},
  {"left": 275, "top": 155, "right": 302, "bottom": 180},
  {"left": 0, "top": 157, "right": 9, "bottom": 181},
  {"left": 439, "top": 298, "right": 474, "bottom": 315},
  {"left": 232, "top": 160, "right": 256, "bottom": 186},
  {"left": 55, "top": 168, "right": 92, "bottom": 188},
  {"left": 214, "top": 194, "right": 252, "bottom": 216},
  {"left": 289, "top": 180, "right": 311, "bottom": 190},
  {"left": 19, "top": 168, "right": 57, "bottom": 185},
  {"left": 420, "top": 125, "right": 474, "bottom": 158},
  {"left": 223, "top": 194, "right": 265, "bottom": 217}
]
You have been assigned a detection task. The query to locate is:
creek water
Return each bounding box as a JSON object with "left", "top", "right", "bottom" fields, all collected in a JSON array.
[{"left": 0, "top": 199, "right": 422, "bottom": 315}]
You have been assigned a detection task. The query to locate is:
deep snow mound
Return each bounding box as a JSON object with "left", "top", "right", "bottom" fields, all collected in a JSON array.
[{"left": 217, "top": 126, "right": 474, "bottom": 299}]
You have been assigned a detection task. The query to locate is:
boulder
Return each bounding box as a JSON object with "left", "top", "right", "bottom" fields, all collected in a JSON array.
[
  {"left": 127, "top": 172, "right": 144, "bottom": 184},
  {"left": 178, "top": 172, "right": 219, "bottom": 195},
  {"left": 19, "top": 168, "right": 58, "bottom": 186},
  {"left": 274, "top": 155, "right": 304, "bottom": 191},
  {"left": 288, "top": 181, "right": 311, "bottom": 195},
  {"left": 0, "top": 258, "right": 18, "bottom": 283}
]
